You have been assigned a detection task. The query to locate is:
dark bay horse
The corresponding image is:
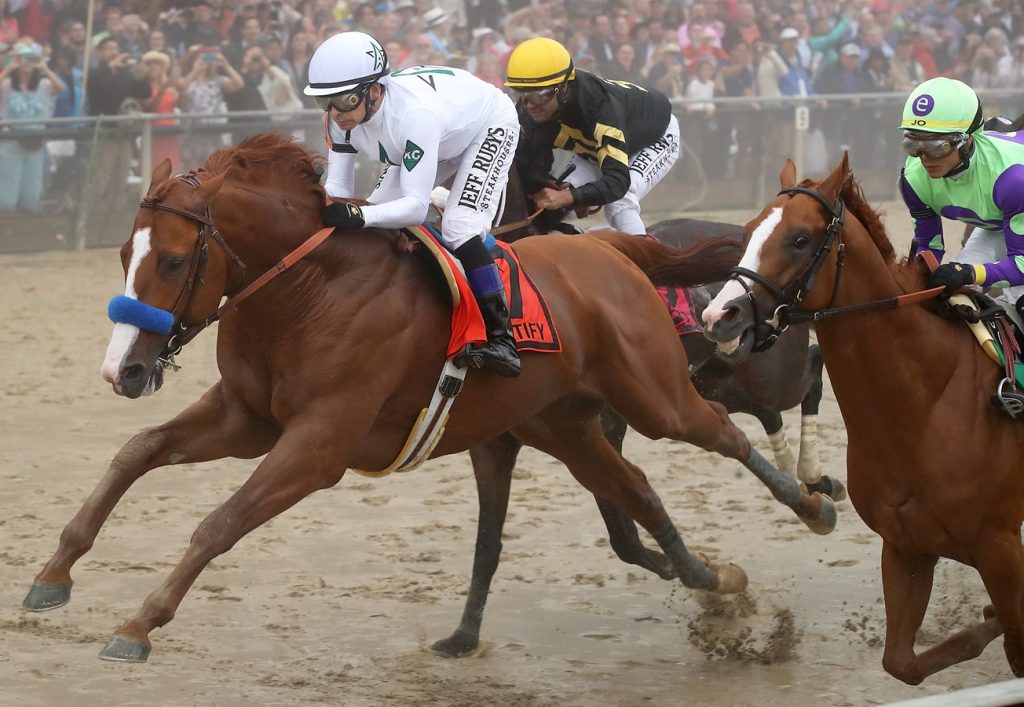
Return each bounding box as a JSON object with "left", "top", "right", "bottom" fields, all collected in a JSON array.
[
  {"left": 23, "top": 134, "right": 836, "bottom": 663},
  {"left": 702, "top": 154, "right": 1024, "bottom": 683},
  {"left": 498, "top": 173, "right": 837, "bottom": 497}
]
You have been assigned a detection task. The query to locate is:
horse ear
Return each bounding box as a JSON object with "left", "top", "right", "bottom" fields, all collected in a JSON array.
[
  {"left": 818, "top": 152, "right": 851, "bottom": 202},
  {"left": 779, "top": 159, "right": 797, "bottom": 189},
  {"left": 145, "top": 159, "right": 173, "bottom": 197},
  {"left": 196, "top": 171, "right": 227, "bottom": 204}
]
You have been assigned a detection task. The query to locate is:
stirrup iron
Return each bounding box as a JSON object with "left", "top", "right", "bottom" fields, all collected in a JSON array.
[{"left": 991, "top": 378, "right": 1024, "bottom": 420}]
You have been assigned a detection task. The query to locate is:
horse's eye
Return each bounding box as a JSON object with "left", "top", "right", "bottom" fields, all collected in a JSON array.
[
  {"left": 793, "top": 234, "right": 811, "bottom": 249},
  {"left": 163, "top": 256, "right": 187, "bottom": 273}
]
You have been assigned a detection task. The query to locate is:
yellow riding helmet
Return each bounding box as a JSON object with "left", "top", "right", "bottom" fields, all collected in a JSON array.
[{"left": 505, "top": 37, "right": 576, "bottom": 88}]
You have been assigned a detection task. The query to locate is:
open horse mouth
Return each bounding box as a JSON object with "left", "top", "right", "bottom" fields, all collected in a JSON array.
[{"left": 702, "top": 294, "right": 756, "bottom": 361}]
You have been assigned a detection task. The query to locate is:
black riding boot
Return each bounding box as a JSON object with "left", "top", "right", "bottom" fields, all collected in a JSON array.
[
  {"left": 471, "top": 291, "right": 521, "bottom": 377},
  {"left": 452, "top": 237, "right": 522, "bottom": 378}
]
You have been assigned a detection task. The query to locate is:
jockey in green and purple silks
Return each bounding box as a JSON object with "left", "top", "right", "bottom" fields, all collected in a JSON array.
[{"left": 898, "top": 77, "right": 1024, "bottom": 325}]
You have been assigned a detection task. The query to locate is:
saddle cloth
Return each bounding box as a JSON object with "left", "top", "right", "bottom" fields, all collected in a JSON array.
[
  {"left": 655, "top": 284, "right": 703, "bottom": 336},
  {"left": 404, "top": 225, "right": 561, "bottom": 357}
]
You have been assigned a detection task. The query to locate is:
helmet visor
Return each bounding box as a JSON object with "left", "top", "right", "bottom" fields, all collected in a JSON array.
[
  {"left": 901, "top": 133, "right": 962, "bottom": 159},
  {"left": 513, "top": 87, "right": 558, "bottom": 107},
  {"left": 314, "top": 85, "right": 369, "bottom": 113}
]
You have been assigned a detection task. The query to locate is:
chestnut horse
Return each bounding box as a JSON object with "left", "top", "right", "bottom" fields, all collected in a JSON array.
[
  {"left": 702, "top": 154, "right": 1024, "bottom": 683},
  {"left": 23, "top": 134, "right": 836, "bottom": 663}
]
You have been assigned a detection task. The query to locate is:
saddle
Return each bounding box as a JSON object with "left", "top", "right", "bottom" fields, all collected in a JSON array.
[{"left": 946, "top": 292, "right": 1024, "bottom": 420}]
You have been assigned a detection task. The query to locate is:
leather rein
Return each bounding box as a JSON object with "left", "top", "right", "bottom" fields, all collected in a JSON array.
[
  {"left": 729, "top": 185, "right": 945, "bottom": 351},
  {"left": 140, "top": 173, "right": 333, "bottom": 367}
]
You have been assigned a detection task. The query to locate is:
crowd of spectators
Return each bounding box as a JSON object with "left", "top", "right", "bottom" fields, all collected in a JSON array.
[{"left": 0, "top": 0, "right": 1023, "bottom": 214}]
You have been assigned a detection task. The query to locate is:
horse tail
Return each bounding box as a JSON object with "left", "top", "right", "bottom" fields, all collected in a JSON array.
[{"left": 593, "top": 231, "right": 742, "bottom": 288}]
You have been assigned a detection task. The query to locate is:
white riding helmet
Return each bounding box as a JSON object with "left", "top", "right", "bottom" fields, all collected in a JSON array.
[{"left": 304, "top": 31, "right": 389, "bottom": 97}]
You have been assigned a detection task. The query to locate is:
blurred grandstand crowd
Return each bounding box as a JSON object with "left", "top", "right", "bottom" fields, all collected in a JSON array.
[{"left": 0, "top": 0, "right": 1022, "bottom": 214}]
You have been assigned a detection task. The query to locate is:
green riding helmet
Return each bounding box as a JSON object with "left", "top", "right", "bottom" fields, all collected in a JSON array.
[{"left": 899, "top": 77, "right": 983, "bottom": 135}]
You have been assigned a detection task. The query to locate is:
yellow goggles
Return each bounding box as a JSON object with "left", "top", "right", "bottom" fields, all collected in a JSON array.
[
  {"left": 901, "top": 133, "right": 963, "bottom": 159},
  {"left": 314, "top": 86, "right": 368, "bottom": 113}
]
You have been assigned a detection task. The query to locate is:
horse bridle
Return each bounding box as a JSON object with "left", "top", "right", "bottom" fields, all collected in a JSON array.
[
  {"left": 138, "top": 172, "right": 246, "bottom": 366},
  {"left": 729, "top": 186, "right": 847, "bottom": 351}
]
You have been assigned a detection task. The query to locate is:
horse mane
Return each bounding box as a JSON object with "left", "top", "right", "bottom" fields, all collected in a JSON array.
[
  {"left": 803, "top": 172, "right": 927, "bottom": 293},
  {"left": 796, "top": 175, "right": 897, "bottom": 266},
  {"left": 838, "top": 175, "right": 896, "bottom": 265},
  {"left": 148, "top": 132, "right": 326, "bottom": 204}
]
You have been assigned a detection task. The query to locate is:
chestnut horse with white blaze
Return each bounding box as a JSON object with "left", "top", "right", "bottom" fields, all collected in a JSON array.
[
  {"left": 23, "top": 134, "right": 835, "bottom": 663},
  {"left": 702, "top": 154, "right": 1024, "bottom": 683}
]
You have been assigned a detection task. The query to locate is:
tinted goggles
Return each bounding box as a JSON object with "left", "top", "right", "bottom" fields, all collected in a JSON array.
[
  {"left": 513, "top": 87, "right": 558, "bottom": 107},
  {"left": 314, "top": 85, "right": 368, "bottom": 113},
  {"left": 901, "top": 133, "right": 963, "bottom": 159}
]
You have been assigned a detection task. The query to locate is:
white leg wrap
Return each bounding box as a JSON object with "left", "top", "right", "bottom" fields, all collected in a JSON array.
[
  {"left": 768, "top": 429, "right": 797, "bottom": 477},
  {"left": 797, "top": 415, "right": 822, "bottom": 484}
]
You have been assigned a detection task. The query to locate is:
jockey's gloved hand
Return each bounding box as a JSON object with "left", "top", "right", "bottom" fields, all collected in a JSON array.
[
  {"left": 322, "top": 203, "right": 365, "bottom": 230},
  {"left": 928, "top": 262, "right": 978, "bottom": 295}
]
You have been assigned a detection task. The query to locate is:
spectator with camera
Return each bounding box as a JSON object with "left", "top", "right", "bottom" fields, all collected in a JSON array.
[
  {"left": 85, "top": 36, "right": 148, "bottom": 115},
  {"left": 0, "top": 43, "right": 64, "bottom": 213},
  {"left": 180, "top": 45, "right": 243, "bottom": 168}
]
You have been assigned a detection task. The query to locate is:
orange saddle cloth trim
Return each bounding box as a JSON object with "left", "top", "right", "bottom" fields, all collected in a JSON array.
[{"left": 405, "top": 226, "right": 561, "bottom": 358}]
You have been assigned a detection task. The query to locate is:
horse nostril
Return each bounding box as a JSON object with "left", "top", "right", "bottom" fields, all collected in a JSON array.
[
  {"left": 121, "top": 364, "right": 146, "bottom": 385},
  {"left": 722, "top": 304, "right": 739, "bottom": 322}
]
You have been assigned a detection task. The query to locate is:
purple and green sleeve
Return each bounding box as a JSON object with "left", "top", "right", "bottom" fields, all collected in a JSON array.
[
  {"left": 980, "top": 164, "right": 1024, "bottom": 288},
  {"left": 898, "top": 173, "right": 944, "bottom": 262}
]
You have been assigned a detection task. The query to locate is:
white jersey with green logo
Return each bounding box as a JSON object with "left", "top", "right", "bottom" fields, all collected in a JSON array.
[{"left": 324, "top": 66, "right": 519, "bottom": 247}]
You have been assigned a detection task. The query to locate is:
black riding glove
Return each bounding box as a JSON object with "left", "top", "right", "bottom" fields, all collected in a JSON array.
[
  {"left": 322, "top": 203, "right": 365, "bottom": 230},
  {"left": 928, "top": 262, "right": 978, "bottom": 295}
]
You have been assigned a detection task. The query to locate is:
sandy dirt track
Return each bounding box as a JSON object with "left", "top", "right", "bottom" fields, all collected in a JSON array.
[{"left": 0, "top": 204, "right": 1013, "bottom": 706}]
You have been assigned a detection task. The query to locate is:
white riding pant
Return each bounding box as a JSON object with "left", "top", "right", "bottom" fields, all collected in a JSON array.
[
  {"left": 370, "top": 121, "right": 520, "bottom": 250},
  {"left": 564, "top": 113, "right": 680, "bottom": 236},
  {"left": 954, "top": 227, "right": 1024, "bottom": 328}
]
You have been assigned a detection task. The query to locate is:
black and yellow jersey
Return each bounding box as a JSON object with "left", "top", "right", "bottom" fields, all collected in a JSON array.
[{"left": 514, "top": 69, "right": 672, "bottom": 207}]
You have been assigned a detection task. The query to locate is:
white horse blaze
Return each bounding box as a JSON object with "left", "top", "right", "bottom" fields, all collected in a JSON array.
[
  {"left": 100, "top": 228, "right": 151, "bottom": 383},
  {"left": 703, "top": 207, "right": 784, "bottom": 328}
]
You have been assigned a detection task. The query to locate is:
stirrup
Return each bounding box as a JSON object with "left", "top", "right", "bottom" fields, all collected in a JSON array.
[{"left": 990, "top": 378, "right": 1024, "bottom": 420}]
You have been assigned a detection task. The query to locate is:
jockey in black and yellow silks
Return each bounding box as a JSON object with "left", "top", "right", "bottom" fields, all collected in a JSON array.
[{"left": 506, "top": 37, "right": 680, "bottom": 236}]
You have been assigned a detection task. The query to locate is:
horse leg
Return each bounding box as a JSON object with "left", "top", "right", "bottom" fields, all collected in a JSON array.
[
  {"left": 431, "top": 433, "right": 521, "bottom": 658},
  {"left": 880, "top": 541, "right": 1003, "bottom": 684},
  {"left": 603, "top": 365, "right": 837, "bottom": 536},
  {"left": 594, "top": 409, "right": 675, "bottom": 579},
  {"left": 793, "top": 345, "right": 846, "bottom": 501},
  {"left": 517, "top": 415, "right": 746, "bottom": 593},
  {"left": 97, "top": 419, "right": 353, "bottom": 662},
  {"left": 23, "top": 383, "right": 277, "bottom": 612},
  {"left": 974, "top": 534, "right": 1024, "bottom": 676}
]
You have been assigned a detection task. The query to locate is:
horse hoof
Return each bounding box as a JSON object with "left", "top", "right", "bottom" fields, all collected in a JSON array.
[
  {"left": 806, "top": 475, "right": 848, "bottom": 502},
  {"left": 22, "top": 581, "right": 72, "bottom": 612},
  {"left": 430, "top": 630, "right": 479, "bottom": 658},
  {"left": 801, "top": 492, "right": 838, "bottom": 535},
  {"left": 99, "top": 635, "right": 151, "bottom": 663},
  {"left": 710, "top": 562, "right": 748, "bottom": 594}
]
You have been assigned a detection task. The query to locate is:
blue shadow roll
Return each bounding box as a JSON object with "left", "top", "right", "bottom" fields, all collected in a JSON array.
[{"left": 107, "top": 295, "right": 175, "bottom": 335}]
